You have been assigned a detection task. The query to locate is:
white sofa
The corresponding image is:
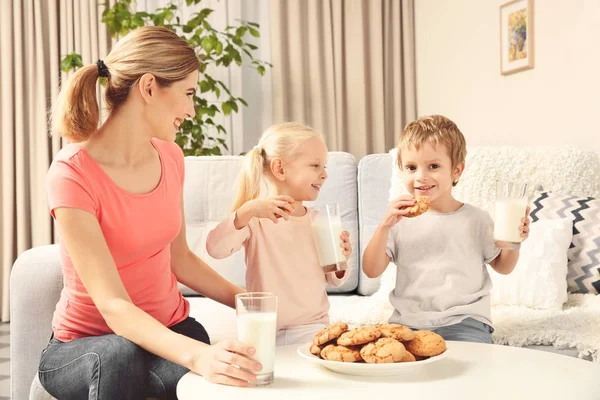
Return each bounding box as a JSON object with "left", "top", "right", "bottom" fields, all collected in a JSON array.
[{"left": 11, "top": 148, "right": 600, "bottom": 399}]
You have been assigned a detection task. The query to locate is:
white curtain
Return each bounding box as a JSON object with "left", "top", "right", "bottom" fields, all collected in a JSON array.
[
  {"left": 0, "top": 0, "right": 112, "bottom": 321},
  {"left": 269, "top": 0, "right": 417, "bottom": 158}
]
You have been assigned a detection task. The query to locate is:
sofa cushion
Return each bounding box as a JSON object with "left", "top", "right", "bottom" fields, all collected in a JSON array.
[
  {"left": 188, "top": 294, "right": 589, "bottom": 360},
  {"left": 182, "top": 152, "right": 359, "bottom": 294},
  {"left": 183, "top": 156, "right": 246, "bottom": 293},
  {"left": 356, "top": 154, "right": 393, "bottom": 295},
  {"left": 530, "top": 192, "right": 600, "bottom": 294},
  {"left": 489, "top": 218, "right": 572, "bottom": 310}
]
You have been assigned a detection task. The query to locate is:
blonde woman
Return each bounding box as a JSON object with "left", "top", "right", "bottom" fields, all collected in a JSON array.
[
  {"left": 40, "top": 26, "right": 260, "bottom": 399},
  {"left": 206, "top": 123, "right": 352, "bottom": 346}
]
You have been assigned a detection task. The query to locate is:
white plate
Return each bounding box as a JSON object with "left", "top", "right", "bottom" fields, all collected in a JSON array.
[{"left": 297, "top": 342, "right": 449, "bottom": 377}]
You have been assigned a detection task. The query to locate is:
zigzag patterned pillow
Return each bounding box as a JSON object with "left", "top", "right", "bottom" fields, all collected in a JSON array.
[{"left": 530, "top": 192, "right": 600, "bottom": 294}]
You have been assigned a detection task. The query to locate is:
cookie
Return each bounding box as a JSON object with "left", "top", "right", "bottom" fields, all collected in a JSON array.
[
  {"left": 337, "top": 327, "right": 382, "bottom": 346},
  {"left": 402, "top": 197, "right": 430, "bottom": 218},
  {"left": 400, "top": 351, "right": 416, "bottom": 362},
  {"left": 313, "top": 322, "right": 348, "bottom": 345},
  {"left": 321, "top": 344, "right": 362, "bottom": 362},
  {"left": 310, "top": 343, "right": 324, "bottom": 357},
  {"left": 360, "top": 338, "right": 407, "bottom": 364},
  {"left": 376, "top": 323, "right": 416, "bottom": 341},
  {"left": 404, "top": 330, "right": 446, "bottom": 357}
]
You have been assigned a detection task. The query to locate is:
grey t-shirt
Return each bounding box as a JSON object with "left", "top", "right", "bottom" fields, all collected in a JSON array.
[{"left": 385, "top": 203, "right": 501, "bottom": 330}]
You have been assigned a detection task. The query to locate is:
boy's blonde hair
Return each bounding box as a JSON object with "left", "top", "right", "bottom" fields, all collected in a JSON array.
[
  {"left": 51, "top": 26, "right": 200, "bottom": 142},
  {"left": 231, "top": 122, "right": 325, "bottom": 211},
  {"left": 397, "top": 115, "right": 467, "bottom": 186}
]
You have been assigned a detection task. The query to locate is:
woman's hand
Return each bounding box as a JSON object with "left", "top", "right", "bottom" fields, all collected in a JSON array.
[{"left": 192, "top": 339, "right": 262, "bottom": 387}]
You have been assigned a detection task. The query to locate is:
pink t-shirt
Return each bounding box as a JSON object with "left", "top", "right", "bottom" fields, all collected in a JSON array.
[{"left": 46, "top": 138, "right": 189, "bottom": 342}]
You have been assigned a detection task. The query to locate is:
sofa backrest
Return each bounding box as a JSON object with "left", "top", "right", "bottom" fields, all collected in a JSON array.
[
  {"left": 10, "top": 245, "right": 63, "bottom": 400},
  {"left": 182, "top": 152, "right": 360, "bottom": 294},
  {"left": 356, "top": 154, "right": 393, "bottom": 295}
]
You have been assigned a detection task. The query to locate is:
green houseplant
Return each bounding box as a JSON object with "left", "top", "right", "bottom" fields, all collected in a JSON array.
[{"left": 60, "top": 0, "right": 271, "bottom": 156}]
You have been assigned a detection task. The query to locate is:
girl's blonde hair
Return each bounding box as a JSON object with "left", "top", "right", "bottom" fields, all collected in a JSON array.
[
  {"left": 51, "top": 26, "right": 200, "bottom": 142},
  {"left": 232, "top": 122, "right": 325, "bottom": 211}
]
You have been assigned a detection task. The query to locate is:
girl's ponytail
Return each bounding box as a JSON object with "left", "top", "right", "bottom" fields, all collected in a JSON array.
[{"left": 232, "top": 146, "right": 265, "bottom": 211}]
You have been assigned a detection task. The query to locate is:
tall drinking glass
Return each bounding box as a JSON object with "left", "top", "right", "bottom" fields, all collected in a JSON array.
[
  {"left": 494, "top": 181, "right": 529, "bottom": 249},
  {"left": 309, "top": 203, "right": 348, "bottom": 273},
  {"left": 235, "top": 292, "right": 277, "bottom": 386}
]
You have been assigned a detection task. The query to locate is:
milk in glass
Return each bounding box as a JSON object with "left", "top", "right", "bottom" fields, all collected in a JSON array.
[
  {"left": 494, "top": 199, "right": 528, "bottom": 243},
  {"left": 494, "top": 181, "right": 529, "bottom": 247},
  {"left": 236, "top": 312, "right": 277, "bottom": 376},
  {"left": 235, "top": 292, "right": 277, "bottom": 386},
  {"left": 310, "top": 203, "right": 347, "bottom": 272}
]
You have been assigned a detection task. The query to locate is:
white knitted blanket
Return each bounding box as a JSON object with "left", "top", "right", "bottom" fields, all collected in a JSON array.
[{"left": 492, "top": 294, "right": 600, "bottom": 362}]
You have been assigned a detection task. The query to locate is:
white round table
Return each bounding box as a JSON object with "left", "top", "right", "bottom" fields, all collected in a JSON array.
[{"left": 177, "top": 341, "right": 600, "bottom": 400}]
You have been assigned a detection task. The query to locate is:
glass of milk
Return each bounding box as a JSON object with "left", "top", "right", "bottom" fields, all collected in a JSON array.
[
  {"left": 235, "top": 292, "right": 278, "bottom": 386},
  {"left": 494, "top": 181, "right": 529, "bottom": 249},
  {"left": 309, "top": 203, "right": 348, "bottom": 273}
]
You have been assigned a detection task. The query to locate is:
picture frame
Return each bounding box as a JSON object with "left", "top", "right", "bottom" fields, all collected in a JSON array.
[{"left": 500, "top": 0, "right": 534, "bottom": 75}]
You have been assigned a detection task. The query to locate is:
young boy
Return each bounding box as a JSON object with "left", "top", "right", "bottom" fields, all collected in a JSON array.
[{"left": 362, "top": 115, "right": 530, "bottom": 343}]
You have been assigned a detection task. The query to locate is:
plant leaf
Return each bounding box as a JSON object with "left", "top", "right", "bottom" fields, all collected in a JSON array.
[{"left": 222, "top": 102, "right": 232, "bottom": 115}]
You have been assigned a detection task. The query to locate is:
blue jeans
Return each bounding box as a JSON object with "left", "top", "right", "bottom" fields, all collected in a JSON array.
[
  {"left": 429, "top": 317, "right": 494, "bottom": 344},
  {"left": 38, "top": 317, "right": 209, "bottom": 400}
]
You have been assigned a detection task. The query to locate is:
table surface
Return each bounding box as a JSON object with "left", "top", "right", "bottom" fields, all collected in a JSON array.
[{"left": 177, "top": 341, "right": 600, "bottom": 400}]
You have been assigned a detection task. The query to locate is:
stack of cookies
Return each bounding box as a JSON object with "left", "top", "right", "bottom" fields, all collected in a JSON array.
[{"left": 310, "top": 322, "right": 446, "bottom": 363}]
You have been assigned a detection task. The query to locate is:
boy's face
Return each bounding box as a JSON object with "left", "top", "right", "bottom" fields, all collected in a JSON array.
[{"left": 400, "top": 143, "right": 464, "bottom": 204}]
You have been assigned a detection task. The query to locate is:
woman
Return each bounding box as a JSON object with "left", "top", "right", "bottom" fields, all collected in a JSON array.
[{"left": 39, "top": 26, "right": 260, "bottom": 399}]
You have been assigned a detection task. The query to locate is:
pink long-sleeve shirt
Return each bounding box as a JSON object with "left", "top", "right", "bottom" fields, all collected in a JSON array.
[{"left": 206, "top": 210, "right": 347, "bottom": 330}]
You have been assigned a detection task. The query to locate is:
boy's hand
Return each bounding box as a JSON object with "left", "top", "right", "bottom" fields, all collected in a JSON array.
[
  {"left": 242, "top": 196, "right": 295, "bottom": 223},
  {"left": 520, "top": 206, "right": 531, "bottom": 241},
  {"left": 340, "top": 231, "right": 352, "bottom": 258},
  {"left": 381, "top": 196, "right": 416, "bottom": 228}
]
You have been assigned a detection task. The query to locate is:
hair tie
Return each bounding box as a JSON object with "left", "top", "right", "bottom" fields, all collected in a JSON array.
[
  {"left": 96, "top": 59, "right": 110, "bottom": 78},
  {"left": 253, "top": 145, "right": 262, "bottom": 153}
]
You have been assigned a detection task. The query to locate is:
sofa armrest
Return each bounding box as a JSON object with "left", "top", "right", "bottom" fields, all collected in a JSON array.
[{"left": 10, "top": 245, "right": 63, "bottom": 400}]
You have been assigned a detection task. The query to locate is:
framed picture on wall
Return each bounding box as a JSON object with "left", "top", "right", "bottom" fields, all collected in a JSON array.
[{"left": 500, "top": 0, "right": 534, "bottom": 75}]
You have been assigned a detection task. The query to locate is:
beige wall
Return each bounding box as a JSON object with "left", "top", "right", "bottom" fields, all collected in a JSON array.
[{"left": 415, "top": 0, "right": 600, "bottom": 155}]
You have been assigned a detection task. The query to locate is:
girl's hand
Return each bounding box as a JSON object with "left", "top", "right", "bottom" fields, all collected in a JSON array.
[
  {"left": 340, "top": 231, "right": 352, "bottom": 258},
  {"left": 520, "top": 206, "right": 531, "bottom": 241},
  {"left": 381, "top": 195, "right": 416, "bottom": 228},
  {"left": 192, "top": 339, "right": 262, "bottom": 387},
  {"left": 243, "top": 196, "right": 295, "bottom": 223}
]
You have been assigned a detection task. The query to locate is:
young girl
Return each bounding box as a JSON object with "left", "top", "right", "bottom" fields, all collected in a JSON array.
[{"left": 206, "top": 122, "right": 352, "bottom": 346}]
